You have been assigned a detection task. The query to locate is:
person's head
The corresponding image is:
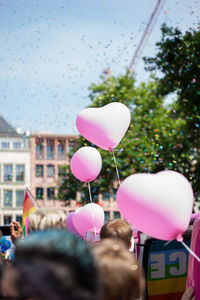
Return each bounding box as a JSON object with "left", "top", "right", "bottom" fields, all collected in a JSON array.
[
  {"left": 100, "top": 219, "right": 133, "bottom": 248},
  {"left": 92, "top": 238, "right": 145, "bottom": 300},
  {"left": 2, "top": 230, "right": 100, "bottom": 300},
  {"left": 28, "top": 207, "right": 67, "bottom": 233}
]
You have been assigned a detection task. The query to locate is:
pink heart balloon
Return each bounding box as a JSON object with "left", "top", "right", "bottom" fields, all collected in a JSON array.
[
  {"left": 73, "top": 203, "right": 105, "bottom": 238},
  {"left": 70, "top": 146, "right": 102, "bottom": 182},
  {"left": 116, "top": 171, "right": 194, "bottom": 241},
  {"left": 76, "top": 102, "right": 131, "bottom": 151}
]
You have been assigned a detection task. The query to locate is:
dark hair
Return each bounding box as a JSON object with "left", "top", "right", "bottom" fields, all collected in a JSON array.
[
  {"left": 100, "top": 219, "right": 133, "bottom": 248},
  {"left": 13, "top": 230, "right": 100, "bottom": 300}
]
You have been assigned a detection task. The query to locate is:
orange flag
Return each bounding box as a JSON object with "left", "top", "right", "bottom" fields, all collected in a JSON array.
[{"left": 22, "top": 188, "right": 39, "bottom": 237}]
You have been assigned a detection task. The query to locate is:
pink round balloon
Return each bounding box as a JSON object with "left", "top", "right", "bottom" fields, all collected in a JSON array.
[
  {"left": 76, "top": 102, "right": 131, "bottom": 151},
  {"left": 66, "top": 212, "right": 81, "bottom": 237},
  {"left": 73, "top": 203, "right": 105, "bottom": 237},
  {"left": 70, "top": 146, "right": 102, "bottom": 182},
  {"left": 116, "top": 171, "right": 194, "bottom": 241}
]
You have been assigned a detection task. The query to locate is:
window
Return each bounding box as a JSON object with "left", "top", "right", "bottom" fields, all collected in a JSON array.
[
  {"left": 103, "top": 192, "right": 111, "bottom": 201},
  {"left": 58, "top": 165, "right": 66, "bottom": 177},
  {"left": 1, "top": 142, "right": 10, "bottom": 149},
  {"left": 68, "top": 140, "right": 76, "bottom": 154},
  {"left": 36, "top": 138, "right": 44, "bottom": 159},
  {"left": 113, "top": 188, "right": 117, "bottom": 200},
  {"left": 36, "top": 165, "right": 43, "bottom": 177},
  {"left": 4, "top": 190, "right": 12, "bottom": 207},
  {"left": 4, "top": 164, "right": 13, "bottom": 182},
  {"left": 36, "top": 188, "right": 43, "bottom": 199},
  {"left": 47, "top": 188, "right": 55, "bottom": 199},
  {"left": 57, "top": 140, "right": 66, "bottom": 159},
  {"left": 13, "top": 142, "right": 21, "bottom": 149},
  {"left": 16, "top": 190, "right": 24, "bottom": 207},
  {"left": 47, "top": 139, "right": 54, "bottom": 159},
  {"left": 4, "top": 215, "right": 12, "bottom": 225},
  {"left": 81, "top": 192, "right": 87, "bottom": 202},
  {"left": 16, "top": 215, "right": 22, "bottom": 226},
  {"left": 16, "top": 165, "right": 24, "bottom": 182},
  {"left": 104, "top": 211, "right": 110, "bottom": 222},
  {"left": 113, "top": 211, "right": 121, "bottom": 219},
  {"left": 47, "top": 164, "right": 55, "bottom": 177}
]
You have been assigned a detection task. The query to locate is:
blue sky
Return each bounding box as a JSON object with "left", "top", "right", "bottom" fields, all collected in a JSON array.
[{"left": 1, "top": 0, "right": 200, "bottom": 134}]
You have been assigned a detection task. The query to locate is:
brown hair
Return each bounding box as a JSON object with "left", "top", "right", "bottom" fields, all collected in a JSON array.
[
  {"left": 100, "top": 219, "right": 133, "bottom": 248},
  {"left": 92, "top": 238, "right": 145, "bottom": 300}
]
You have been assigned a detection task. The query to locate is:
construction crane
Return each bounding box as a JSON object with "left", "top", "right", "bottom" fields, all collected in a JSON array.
[{"left": 129, "top": 0, "right": 166, "bottom": 72}]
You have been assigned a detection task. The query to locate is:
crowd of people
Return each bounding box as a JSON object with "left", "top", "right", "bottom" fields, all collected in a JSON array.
[{"left": 0, "top": 208, "right": 196, "bottom": 299}]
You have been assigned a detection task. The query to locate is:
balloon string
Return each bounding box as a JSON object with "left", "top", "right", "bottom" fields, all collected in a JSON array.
[
  {"left": 88, "top": 182, "right": 92, "bottom": 203},
  {"left": 87, "top": 184, "right": 97, "bottom": 237},
  {"left": 181, "top": 241, "right": 200, "bottom": 263},
  {"left": 91, "top": 205, "right": 97, "bottom": 236},
  {"left": 112, "top": 151, "right": 121, "bottom": 185}
]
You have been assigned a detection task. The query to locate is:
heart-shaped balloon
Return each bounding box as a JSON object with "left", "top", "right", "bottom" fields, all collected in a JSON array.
[
  {"left": 76, "top": 102, "right": 131, "bottom": 151},
  {"left": 70, "top": 146, "right": 102, "bottom": 182},
  {"left": 73, "top": 203, "right": 105, "bottom": 238},
  {"left": 116, "top": 171, "right": 194, "bottom": 241}
]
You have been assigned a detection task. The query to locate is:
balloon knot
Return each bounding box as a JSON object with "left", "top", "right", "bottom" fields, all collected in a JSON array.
[{"left": 176, "top": 234, "right": 183, "bottom": 242}]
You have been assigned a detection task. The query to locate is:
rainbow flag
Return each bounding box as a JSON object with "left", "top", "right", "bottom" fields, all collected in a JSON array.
[
  {"left": 22, "top": 188, "right": 39, "bottom": 237},
  {"left": 146, "top": 239, "right": 191, "bottom": 300}
]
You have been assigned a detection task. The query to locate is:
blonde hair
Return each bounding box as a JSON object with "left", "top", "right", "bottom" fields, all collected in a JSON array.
[
  {"left": 28, "top": 207, "right": 67, "bottom": 233},
  {"left": 92, "top": 238, "right": 145, "bottom": 300}
]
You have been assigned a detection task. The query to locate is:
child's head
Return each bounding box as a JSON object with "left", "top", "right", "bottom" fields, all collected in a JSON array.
[
  {"left": 92, "top": 238, "right": 145, "bottom": 300},
  {"left": 100, "top": 219, "right": 133, "bottom": 248},
  {"left": 2, "top": 230, "right": 100, "bottom": 300}
]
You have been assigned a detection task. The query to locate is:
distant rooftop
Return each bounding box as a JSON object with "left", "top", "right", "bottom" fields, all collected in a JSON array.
[{"left": 0, "top": 115, "right": 21, "bottom": 137}]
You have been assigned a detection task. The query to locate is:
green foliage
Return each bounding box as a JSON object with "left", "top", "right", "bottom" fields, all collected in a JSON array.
[
  {"left": 144, "top": 24, "right": 200, "bottom": 200},
  {"left": 58, "top": 70, "right": 189, "bottom": 204}
]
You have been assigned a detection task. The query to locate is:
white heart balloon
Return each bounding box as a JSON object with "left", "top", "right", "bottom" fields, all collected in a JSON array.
[
  {"left": 76, "top": 102, "right": 131, "bottom": 151},
  {"left": 73, "top": 203, "right": 105, "bottom": 237},
  {"left": 116, "top": 171, "right": 194, "bottom": 241}
]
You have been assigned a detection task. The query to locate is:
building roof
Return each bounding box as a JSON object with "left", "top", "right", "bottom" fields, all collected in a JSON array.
[
  {"left": 0, "top": 115, "right": 21, "bottom": 137},
  {"left": 31, "top": 133, "right": 79, "bottom": 139}
]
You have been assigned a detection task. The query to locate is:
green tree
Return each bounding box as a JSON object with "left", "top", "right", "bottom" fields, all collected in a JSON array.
[
  {"left": 58, "top": 71, "right": 186, "bottom": 204},
  {"left": 144, "top": 24, "right": 200, "bottom": 201}
]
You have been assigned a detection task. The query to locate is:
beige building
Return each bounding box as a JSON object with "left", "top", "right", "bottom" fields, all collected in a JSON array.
[
  {"left": 0, "top": 116, "right": 31, "bottom": 225},
  {"left": 30, "top": 133, "right": 78, "bottom": 210}
]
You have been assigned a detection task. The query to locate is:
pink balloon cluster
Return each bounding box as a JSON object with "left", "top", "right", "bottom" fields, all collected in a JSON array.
[
  {"left": 70, "top": 102, "right": 194, "bottom": 243},
  {"left": 66, "top": 203, "right": 104, "bottom": 239},
  {"left": 70, "top": 102, "right": 131, "bottom": 183}
]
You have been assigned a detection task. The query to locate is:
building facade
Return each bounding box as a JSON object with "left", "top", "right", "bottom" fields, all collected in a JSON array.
[
  {"left": 30, "top": 134, "right": 78, "bottom": 210},
  {"left": 0, "top": 116, "right": 31, "bottom": 225}
]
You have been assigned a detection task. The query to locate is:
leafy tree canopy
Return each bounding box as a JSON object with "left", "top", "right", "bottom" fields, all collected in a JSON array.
[
  {"left": 144, "top": 24, "right": 200, "bottom": 201},
  {"left": 58, "top": 70, "right": 190, "bottom": 204}
]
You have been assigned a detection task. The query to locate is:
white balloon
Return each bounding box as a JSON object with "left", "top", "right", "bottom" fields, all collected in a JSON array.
[
  {"left": 76, "top": 102, "right": 131, "bottom": 151},
  {"left": 70, "top": 146, "right": 102, "bottom": 182},
  {"left": 116, "top": 171, "right": 194, "bottom": 241}
]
